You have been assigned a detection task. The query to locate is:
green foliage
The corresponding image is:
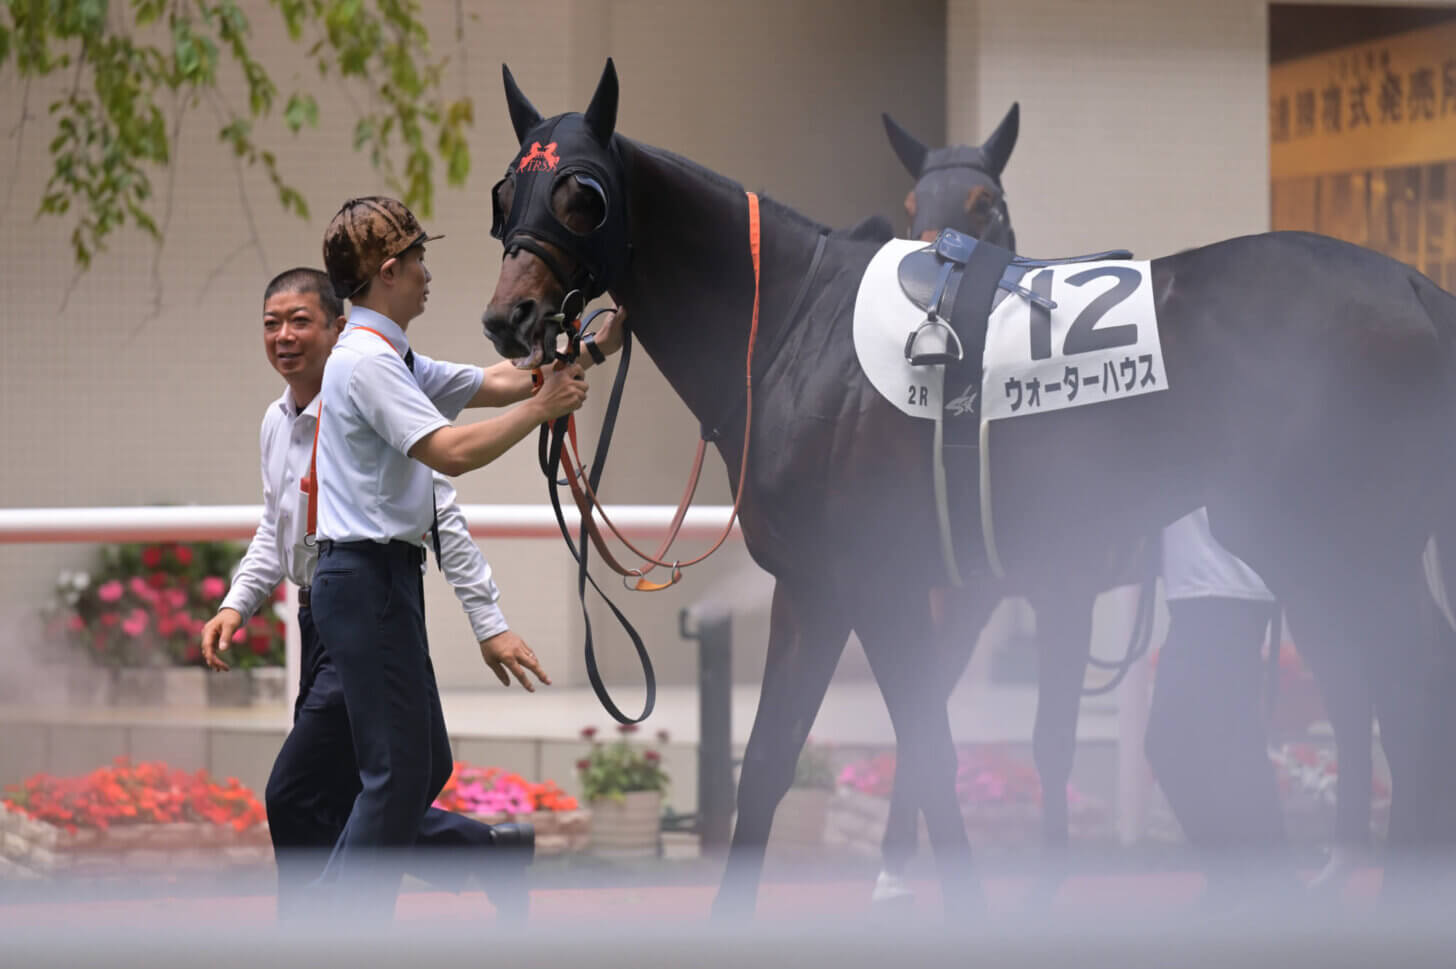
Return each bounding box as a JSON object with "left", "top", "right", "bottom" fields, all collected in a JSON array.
[
  {"left": 575, "top": 726, "right": 671, "bottom": 803},
  {"left": 792, "top": 740, "right": 836, "bottom": 790},
  {"left": 0, "top": 0, "right": 473, "bottom": 270}
]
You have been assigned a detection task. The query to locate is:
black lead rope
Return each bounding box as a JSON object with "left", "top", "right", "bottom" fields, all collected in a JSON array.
[{"left": 539, "top": 311, "right": 657, "bottom": 724}]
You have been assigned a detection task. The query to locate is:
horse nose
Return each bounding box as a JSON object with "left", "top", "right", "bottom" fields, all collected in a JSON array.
[{"left": 509, "top": 299, "right": 538, "bottom": 331}]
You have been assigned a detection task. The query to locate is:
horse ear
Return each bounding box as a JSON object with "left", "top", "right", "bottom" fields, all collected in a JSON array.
[
  {"left": 584, "top": 58, "right": 619, "bottom": 145},
  {"left": 882, "top": 113, "right": 928, "bottom": 177},
  {"left": 502, "top": 64, "right": 543, "bottom": 143},
  {"left": 980, "top": 102, "right": 1020, "bottom": 178}
]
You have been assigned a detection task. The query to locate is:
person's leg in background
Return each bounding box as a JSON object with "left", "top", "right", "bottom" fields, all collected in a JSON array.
[
  {"left": 263, "top": 602, "right": 362, "bottom": 920},
  {"left": 1145, "top": 597, "right": 1289, "bottom": 898}
]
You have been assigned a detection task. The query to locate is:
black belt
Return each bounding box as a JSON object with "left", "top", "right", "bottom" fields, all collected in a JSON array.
[
  {"left": 316, "top": 539, "right": 426, "bottom": 567},
  {"left": 297, "top": 586, "right": 311, "bottom": 607}
]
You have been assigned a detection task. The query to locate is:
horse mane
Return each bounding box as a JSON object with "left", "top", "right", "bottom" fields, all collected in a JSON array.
[{"left": 619, "top": 136, "right": 829, "bottom": 238}]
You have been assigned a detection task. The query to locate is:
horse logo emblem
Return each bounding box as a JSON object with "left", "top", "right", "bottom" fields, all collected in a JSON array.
[{"left": 517, "top": 141, "right": 559, "bottom": 173}]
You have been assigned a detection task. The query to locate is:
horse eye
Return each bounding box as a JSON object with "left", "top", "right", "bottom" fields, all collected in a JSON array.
[
  {"left": 490, "top": 176, "right": 515, "bottom": 239},
  {"left": 551, "top": 172, "right": 608, "bottom": 236}
]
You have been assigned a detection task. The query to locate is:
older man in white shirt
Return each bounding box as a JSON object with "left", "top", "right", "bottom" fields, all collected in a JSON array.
[{"left": 199, "top": 266, "right": 581, "bottom": 919}]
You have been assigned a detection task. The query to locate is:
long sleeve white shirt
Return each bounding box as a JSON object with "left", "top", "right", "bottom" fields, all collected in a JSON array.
[{"left": 220, "top": 385, "right": 509, "bottom": 641}]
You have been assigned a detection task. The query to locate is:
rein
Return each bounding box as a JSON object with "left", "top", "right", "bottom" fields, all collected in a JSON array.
[{"left": 535, "top": 190, "right": 763, "bottom": 724}]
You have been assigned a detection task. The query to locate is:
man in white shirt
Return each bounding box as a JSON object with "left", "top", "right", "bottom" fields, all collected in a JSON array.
[
  {"left": 303, "top": 196, "right": 590, "bottom": 917},
  {"left": 1145, "top": 507, "right": 1287, "bottom": 902},
  {"left": 200, "top": 267, "right": 576, "bottom": 919}
]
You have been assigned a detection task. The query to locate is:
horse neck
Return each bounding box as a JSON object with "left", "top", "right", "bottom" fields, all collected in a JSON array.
[{"left": 612, "top": 138, "right": 824, "bottom": 434}]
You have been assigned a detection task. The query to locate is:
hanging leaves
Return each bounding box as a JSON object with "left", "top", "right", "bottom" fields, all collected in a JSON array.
[{"left": 0, "top": 0, "right": 474, "bottom": 271}]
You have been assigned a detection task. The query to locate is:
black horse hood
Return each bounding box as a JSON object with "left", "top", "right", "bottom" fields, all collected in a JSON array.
[{"left": 493, "top": 62, "right": 631, "bottom": 300}]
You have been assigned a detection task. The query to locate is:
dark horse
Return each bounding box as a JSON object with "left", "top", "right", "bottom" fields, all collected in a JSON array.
[
  {"left": 870, "top": 104, "right": 1161, "bottom": 903},
  {"left": 484, "top": 60, "right": 1456, "bottom": 916},
  {"left": 876, "top": 109, "right": 1382, "bottom": 897}
]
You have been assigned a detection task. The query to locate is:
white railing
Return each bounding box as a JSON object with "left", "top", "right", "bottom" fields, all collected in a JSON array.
[
  {"left": 1, "top": 504, "right": 740, "bottom": 722},
  {"left": 0, "top": 504, "right": 741, "bottom": 544}
]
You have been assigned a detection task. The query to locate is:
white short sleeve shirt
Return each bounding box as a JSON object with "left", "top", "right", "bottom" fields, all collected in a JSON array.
[
  {"left": 315, "top": 307, "right": 483, "bottom": 545},
  {"left": 1161, "top": 507, "right": 1273, "bottom": 603}
]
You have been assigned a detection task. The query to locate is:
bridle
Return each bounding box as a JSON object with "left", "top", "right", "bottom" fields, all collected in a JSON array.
[
  {"left": 913, "top": 161, "right": 1015, "bottom": 251},
  {"left": 520, "top": 191, "right": 765, "bottom": 725}
]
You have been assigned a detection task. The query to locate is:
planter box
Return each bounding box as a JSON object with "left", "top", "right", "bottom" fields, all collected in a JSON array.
[
  {"left": 769, "top": 787, "right": 831, "bottom": 857},
  {"left": 206, "top": 669, "right": 255, "bottom": 707},
  {"left": 0, "top": 804, "right": 271, "bottom": 879},
  {"left": 249, "top": 667, "right": 287, "bottom": 705},
  {"left": 50, "top": 665, "right": 284, "bottom": 708},
  {"left": 462, "top": 809, "right": 592, "bottom": 857},
  {"left": 587, "top": 791, "right": 661, "bottom": 859}
]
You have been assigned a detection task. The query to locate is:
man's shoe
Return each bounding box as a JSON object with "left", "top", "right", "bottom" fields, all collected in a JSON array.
[
  {"left": 491, "top": 822, "right": 535, "bottom": 859},
  {"left": 482, "top": 822, "right": 534, "bottom": 920}
]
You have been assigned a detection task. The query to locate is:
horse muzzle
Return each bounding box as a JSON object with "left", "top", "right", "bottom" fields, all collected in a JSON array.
[{"left": 483, "top": 297, "right": 579, "bottom": 370}]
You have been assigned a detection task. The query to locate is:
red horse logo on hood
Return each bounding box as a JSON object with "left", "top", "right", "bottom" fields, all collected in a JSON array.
[{"left": 517, "top": 141, "right": 560, "bottom": 173}]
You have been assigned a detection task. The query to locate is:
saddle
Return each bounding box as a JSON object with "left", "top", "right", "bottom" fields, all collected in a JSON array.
[
  {"left": 888, "top": 229, "right": 1135, "bottom": 589},
  {"left": 897, "top": 229, "right": 1133, "bottom": 366}
]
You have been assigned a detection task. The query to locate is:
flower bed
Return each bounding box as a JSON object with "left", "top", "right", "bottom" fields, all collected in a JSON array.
[
  {"left": 40, "top": 541, "right": 286, "bottom": 706},
  {"left": 432, "top": 763, "right": 590, "bottom": 857},
  {"left": 1268, "top": 741, "right": 1391, "bottom": 842},
  {"left": 827, "top": 746, "right": 1111, "bottom": 856},
  {"left": 0, "top": 760, "right": 270, "bottom": 878}
]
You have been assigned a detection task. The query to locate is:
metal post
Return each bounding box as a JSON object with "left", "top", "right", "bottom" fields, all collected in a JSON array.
[{"left": 682, "top": 607, "right": 734, "bottom": 854}]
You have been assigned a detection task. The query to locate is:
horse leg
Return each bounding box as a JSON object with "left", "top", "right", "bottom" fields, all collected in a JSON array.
[
  {"left": 874, "top": 586, "right": 993, "bottom": 907},
  {"left": 854, "top": 582, "right": 983, "bottom": 918},
  {"left": 1297, "top": 639, "right": 1373, "bottom": 892},
  {"left": 1280, "top": 559, "right": 1438, "bottom": 905},
  {"left": 1024, "top": 579, "right": 1097, "bottom": 903},
  {"left": 711, "top": 579, "right": 849, "bottom": 921}
]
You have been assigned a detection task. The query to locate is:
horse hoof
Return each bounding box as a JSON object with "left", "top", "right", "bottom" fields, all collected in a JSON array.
[
  {"left": 871, "top": 871, "right": 915, "bottom": 906},
  {"left": 1306, "top": 845, "right": 1363, "bottom": 895}
]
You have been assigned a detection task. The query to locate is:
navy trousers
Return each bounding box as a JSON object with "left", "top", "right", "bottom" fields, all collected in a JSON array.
[
  {"left": 1144, "top": 597, "right": 1288, "bottom": 877},
  {"left": 299, "top": 539, "right": 490, "bottom": 916}
]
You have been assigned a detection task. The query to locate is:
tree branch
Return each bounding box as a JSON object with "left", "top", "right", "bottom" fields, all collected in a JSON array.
[
  {"left": 126, "top": 94, "right": 186, "bottom": 343},
  {"left": 1, "top": 76, "right": 33, "bottom": 231}
]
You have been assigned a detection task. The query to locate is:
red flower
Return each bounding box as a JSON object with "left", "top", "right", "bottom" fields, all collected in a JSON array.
[
  {"left": 173, "top": 545, "right": 194, "bottom": 567},
  {"left": 580, "top": 726, "right": 598, "bottom": 740},
  {"left": 618, "top": 723, "right": 638, "bottom": 735},
  {"left": 141, "top": 546, "right": 163, "bottom": 568},
  {"left": 249, "top": 634, "right": 271, "bottom": 656},
  {"left": 273, "top": 583, "right": 287, "bottom": 603},
  {"left": 147, "top": 571, "right": 168, "bottom": 589},
  {"left": 99, "top": 612, "right": 120, "bottom": 628},
  {"left": 644, "top": 750, "right": 661, "bottom": 763},
  {"left": 576, "top": 759, "right": 590, "bottom": 771},
  {"left": 184, "top": 644, "right": 202, "bottom": 663}
]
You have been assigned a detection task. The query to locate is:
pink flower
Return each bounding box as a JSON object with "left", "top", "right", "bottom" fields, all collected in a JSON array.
[
  {"left": 230, "top": 628, "right": 246, "bottom": 644},
  {"left": 164, "top": 588, "right": 188, "bottom": 611},
  {"left": 128, "top": 576, "right": 160, "bottom": 604},
  {"left": 580, "top": 726, "right": 597, "bottom": 740},
  {"left": 66, "top": 615, "right": 86, "bottom": 632},
  {"left": 97, "top": 581, "right": 124, "bottom": 603},
  {"left": 200, "top": 576, "right": 226, "bottom": 600},
  {"left": 121, "top": 609, "right": 149, "bottom": 638}
]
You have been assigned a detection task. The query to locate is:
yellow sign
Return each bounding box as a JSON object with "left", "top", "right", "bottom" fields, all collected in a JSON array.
[{"left": 1270, "top": 20, "right": 1456, "bottom": 178}]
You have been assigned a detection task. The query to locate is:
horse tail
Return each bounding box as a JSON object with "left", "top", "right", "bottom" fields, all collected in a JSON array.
[
  {"left": 1424, "top": 532, "right": 1456, "bottom": 636},
  {"left": 1408, "top": 272, "right": 1456, "bottom": 637}
]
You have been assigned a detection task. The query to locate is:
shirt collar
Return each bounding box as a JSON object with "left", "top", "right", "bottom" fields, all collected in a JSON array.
[
  {"left": 274, "top": 386, "right": 323, "bottom": 421},
  {"left": 345, "top": 306, "right": 409, "bottom": 356}
]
